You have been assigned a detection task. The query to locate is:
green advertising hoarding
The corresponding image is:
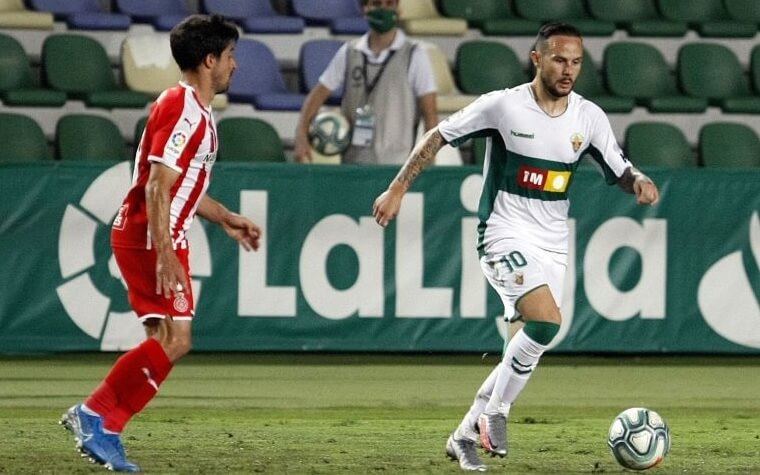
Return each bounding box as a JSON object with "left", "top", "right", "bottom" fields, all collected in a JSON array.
[{"left": 0, "top": 162, "right": 758, "bottom": 354}]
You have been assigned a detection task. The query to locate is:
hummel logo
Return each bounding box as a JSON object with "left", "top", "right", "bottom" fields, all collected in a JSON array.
[
  {"left": 183, "top": 118, "right": 197, "bottom": 127},
  {"left": 510, "top": 130, "right": 534, "bottom": 139}
]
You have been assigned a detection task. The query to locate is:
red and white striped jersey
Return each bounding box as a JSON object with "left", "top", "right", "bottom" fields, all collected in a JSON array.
[{"left": 112, "top": 81, "right": 218, "bottom": 250}]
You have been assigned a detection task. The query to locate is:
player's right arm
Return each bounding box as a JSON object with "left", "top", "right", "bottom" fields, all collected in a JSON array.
[
  {"left": 145, "top": 163, "right": 187, "bottom": 299},
  {"left": 372, "top": 127, "right": 447, "bottom": 227},
  {"left": 294, "top": 84, "right": 333, "bottom": 163}
]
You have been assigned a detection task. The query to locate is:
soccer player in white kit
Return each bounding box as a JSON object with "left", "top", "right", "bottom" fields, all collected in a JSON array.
[
  {"left": 59, "top": 15, "right": 261, "bottom": 472},
  {"left": 373, "top": 22, "right": 660, "bottom": 471}
]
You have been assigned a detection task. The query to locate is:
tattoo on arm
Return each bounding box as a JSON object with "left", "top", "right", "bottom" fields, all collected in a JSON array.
[{"left": 395, "top": 129, "right": 446, "bottom": 189}]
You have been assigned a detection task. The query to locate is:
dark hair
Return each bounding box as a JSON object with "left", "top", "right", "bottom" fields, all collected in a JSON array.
[
  {"left": 532, "top": 22, "right": 582, "bottom": 53},
  {"left": 170, "top": 14, "right": 239, "bottom": 71}
]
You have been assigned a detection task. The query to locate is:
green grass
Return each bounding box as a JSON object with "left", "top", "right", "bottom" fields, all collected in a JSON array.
[{"left": 0, "top": 354, "right": 759, "bottom": 474}]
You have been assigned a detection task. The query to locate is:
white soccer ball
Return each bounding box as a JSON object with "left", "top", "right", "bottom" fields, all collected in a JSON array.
[
  {"left": 608, "top": 407, "right": 671, "bottom": 470},
  {"left": 308, "top": 111, "right": 351, "bottom": 156}
]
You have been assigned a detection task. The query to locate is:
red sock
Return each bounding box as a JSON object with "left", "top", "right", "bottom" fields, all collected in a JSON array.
[{"left": 85, "top": 338, "right": 173, "bottom": 433}]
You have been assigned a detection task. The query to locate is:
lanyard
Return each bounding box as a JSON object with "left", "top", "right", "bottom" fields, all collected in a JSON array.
[{"left": 362, "top": 50, "right": 396, "bottom": 99}]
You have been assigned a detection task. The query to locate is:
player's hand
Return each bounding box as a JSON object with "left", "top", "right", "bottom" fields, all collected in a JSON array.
[
  {"left": 293, "top": 134, "right": 313, "bottom": 163},
  {"left": 221, "top": 212, "right": 262, "bottom": 251},
  {"left": 373, "top": 189, "right": 404, "bottom": 227},
  {"left": 155, "top": 251, "right": 189, "bottom": 299},
  {"left": 633, "top": 179, "right": 659, "bottom": 205}
]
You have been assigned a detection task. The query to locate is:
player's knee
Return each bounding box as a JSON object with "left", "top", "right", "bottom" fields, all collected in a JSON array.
[{"left": 162, "top": 335, "right": 191, "bottom": 362}]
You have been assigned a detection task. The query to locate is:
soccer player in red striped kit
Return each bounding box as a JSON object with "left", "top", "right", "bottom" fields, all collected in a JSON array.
[{"left": 60, "top": 15, "right": 261, "bottom": 472}]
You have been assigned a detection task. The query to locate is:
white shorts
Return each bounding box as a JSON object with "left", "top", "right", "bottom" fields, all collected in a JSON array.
[{"left": 480, "top": 240, "right": 567, "bottom": 322}]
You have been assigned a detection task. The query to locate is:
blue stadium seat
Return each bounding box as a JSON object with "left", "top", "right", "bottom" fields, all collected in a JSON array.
[
  {"left": 228, "top": 39, "right": 305, "bottom": 111},
  {"left": 27, "top": 0, "right": 131, "bottom": 30},
  {"left": 202, "top": 0, "right": 304, "bottom": 34},
  {"left": 115, "top": 0, "right": 190, "bottom": 31},
  {"left": 291, "top": 0, "right": 368, "bottom": 34},
  {"left": 298, "top": 39, "right": 344, "bottom": 105}
]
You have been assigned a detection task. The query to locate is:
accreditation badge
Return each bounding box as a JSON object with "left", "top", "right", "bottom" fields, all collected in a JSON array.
[{"left": 351, "top": 104, "right": 376, "bottom": 147}]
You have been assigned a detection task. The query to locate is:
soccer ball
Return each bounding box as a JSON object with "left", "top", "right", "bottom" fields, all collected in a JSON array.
[
  {"left": 608, "top": 407, "right": 671, "bottom": 470},
  {"left": 308, "top": 111, "right": 351, "bottom": 156}
]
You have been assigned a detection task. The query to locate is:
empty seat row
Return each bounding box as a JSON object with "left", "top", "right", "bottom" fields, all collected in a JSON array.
[
  {"left": 439, "top": 0, "right": 760, "bottom": 38},
  {"left": 455, "top": 40, "right": 760, "bottom": 114},
  {"left": 0, "top": 112, "right": 286, "bottom": 163}
]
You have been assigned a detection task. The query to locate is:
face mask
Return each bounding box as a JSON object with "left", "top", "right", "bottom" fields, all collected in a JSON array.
[{"left": 367, "top": 8, "right": 397, "bottom": 34}]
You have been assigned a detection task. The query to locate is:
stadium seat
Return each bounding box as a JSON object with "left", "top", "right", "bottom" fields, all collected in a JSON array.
[
  {"left": 586, "top": 0, "right": 688, "bottom": 37},
  {"left": 291, "top": 0, "right": 368, "bottom": 35},
  {"left": 0, "top": 112, "right": 49, "bottom": 161},
  {"left": 133, "top": 115, "right": 148, "bottom": 155},
  {"left": 677, "top": 43, "right": 760, "bottom": 113},
  {"left": 0, "top": 33, "right": 66, "bottom": 106},
  {"left": 217, "top": 117, "right": 286, "bottom": 162},
  {"left": 513, "top": 0, "right": 616, "bottom": 36},
  {"left": 657, "top": 0, "right": 756, "bottom": 37},
  {"left": 421, "top": 40, "right": 476, "bottom": 112},
  {"left": 699, "top": 122, "right": 760, "bottom": 167},
  {"left": 56, "top": 114, "right": 127, "bottom": 161},
  {"left": 438, "top": 0, "right": 540, "bottom": 36},
  {"left": 723, "top": 0, "right": 760, "bottom": 24},
  {"left": 0, "top": 0, "right": 53, "bottom": 29},
  {"left": 751, "top": 45, "right": 760, "bottom": 94},
  {"left": 572, "top": 52, "right": 635, "bottom": 113},
  {"left": 202, "top": 0, "right": 304, "bottom": 34},
  {"left": 121, "top": 35, "right": 228, "bottom": 109},
  {"left": 604, "top": 42, "right": 707, "bottom": 113},
  {"left": 455, "top": 40, "right": 527, "bottom": 95},
  {"left": 42, "top": 34, "right": 152, "bottom": 109},
  {"left": 398, "top": 0, "right": 468, "bottom": 36},
  {"left": 228, "top": 39, "right": 305, "bottom": 111},
  {"left": 298, "top": 39, "right": 344, "bottom": 105},
  {"left": 115, "top": 0, "right": 190, "bottom": 31},
  {"left": 624, "top": 122, "right": 695, "bottom": 168},
  {"left": 27, "top": 0, "right": 131, "bottom": 30}
]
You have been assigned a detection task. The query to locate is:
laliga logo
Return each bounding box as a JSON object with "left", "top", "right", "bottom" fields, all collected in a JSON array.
[
  {"left": 56, "top": 162, "right": 212, "bottom": 351},
  {"left": 698, "top": 211, "right": 760, "bottom": 348}
]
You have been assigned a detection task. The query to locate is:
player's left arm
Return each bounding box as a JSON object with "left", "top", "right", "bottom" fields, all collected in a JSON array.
[
  {"left": 197, "top": 196, "right": 261, "bottom": 251},
  {"left": 617, "top": 167, "right": 660, "bottom": 205}
]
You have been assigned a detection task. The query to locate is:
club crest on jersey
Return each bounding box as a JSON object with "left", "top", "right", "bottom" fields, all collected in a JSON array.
[
  {"left": 517, "top": 165, "right": 571, "bottom": 193},
  {"left": 570, "top": 132, "right": 584, "bottom": 152},
  {"left": 173, "top": 292, "right": 189, "bottom": 313}
]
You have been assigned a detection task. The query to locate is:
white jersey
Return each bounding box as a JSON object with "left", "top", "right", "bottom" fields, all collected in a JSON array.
[{"left": 438, "top": 84, "right": 630, "bottom": 255}]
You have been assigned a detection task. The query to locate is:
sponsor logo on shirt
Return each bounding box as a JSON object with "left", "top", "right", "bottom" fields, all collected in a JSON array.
[
  {"left": 510, "top": 129, "right": 534, "bottom": 139},
  {"left": 517, "top": 165, "right": 571, "bottom": 193},
  {"left": 167, "top": 131, "right": 188, "bottom": 155}
]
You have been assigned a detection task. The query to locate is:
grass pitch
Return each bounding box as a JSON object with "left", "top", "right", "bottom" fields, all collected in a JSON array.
[{"left": 0, "top": 353, "right": 758, "bottom": 474}]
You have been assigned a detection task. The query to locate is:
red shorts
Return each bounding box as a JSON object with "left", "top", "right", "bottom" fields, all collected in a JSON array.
[{"left": 112, "top": 246, "right": 195, "bottom": 320}]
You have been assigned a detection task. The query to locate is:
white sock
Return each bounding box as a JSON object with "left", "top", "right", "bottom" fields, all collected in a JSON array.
[
  {"left": 484, "top": 329, "right": 547, "bottom": 414},
  {"left": 455, "top": 363, "right": 502, "bottom": 441}
]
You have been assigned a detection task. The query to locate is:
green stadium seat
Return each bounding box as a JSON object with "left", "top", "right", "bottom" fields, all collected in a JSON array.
[
  {"left": 657, "top": 0, "right": 756, "bottom": 37},
  {"left": 723, "top": 0, "right": 760, "bottom": 24},
  {"left": 751, "top": 45, "right": 760, "bottom": 94},
  {"left": 217, "top": 117, "right": 286, "bottom": 162},
  {"left": 42, "top": 34, "right": 152, "bottom": 109},
  {"left": 56, "top": 114, "right": 127, "bottom": 161},
  {"left": 513, "top": 0, "right": 616, "bottom": 36},
  {"left": 438, "top": 0, "right": 540, "bottom": 36},
  {"left": 573, "top": 52, "right": 635, "bottom": 113},
  {"left": 604, "top": 42, "right": 707, "bottom": 113},
  {"left": 699, "top": 122, "right": 760, "bottom": 167},
  {"left": 455, "top": 40, "right": 527, "bottom": 95},
  {"left": 0, "top": 112, "right": 49, "bottom": 161},
  {"left": 586, "top": 0, "right": 688, "bottom": 37},
  {"left": 624, "top": 122, "right": 695, "bottom": 169},
  {"left": 0, "top": 33, "right": 66, "bottom": 106},
  {"left": 677, "top": 43, "right": 760, "bottom": 113}
]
